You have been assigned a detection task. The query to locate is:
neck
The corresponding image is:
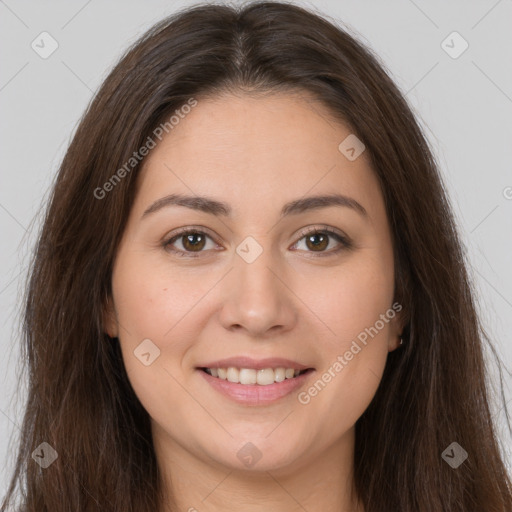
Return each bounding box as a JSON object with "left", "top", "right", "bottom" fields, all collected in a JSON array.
[{"left": 153, "top": 423, "right": 364, "bottom": 512}]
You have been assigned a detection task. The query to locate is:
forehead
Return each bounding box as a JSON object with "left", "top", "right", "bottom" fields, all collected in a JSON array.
[{"left": 134, "top": 91, "right": 383, "bottom": 224}]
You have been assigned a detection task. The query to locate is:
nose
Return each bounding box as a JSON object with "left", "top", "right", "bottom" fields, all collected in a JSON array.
[{"left": 217, "top": 243, "right": 298, "bottom": 338}]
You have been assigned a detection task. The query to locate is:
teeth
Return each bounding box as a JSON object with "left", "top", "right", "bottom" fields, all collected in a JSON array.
[
  {"left": 257, "top": 368, "right": 275, "bottom": 385},
  {"left": 203, "top": 366, "right": 307, "bottom": 385},
  {"left": 239, "top": 368, "right": 257, "bottom": 385},
  {"left": 274, "top": 367, "right": 285, "bottom": 382},
  {"left": 226, "top": 367, "right": 239, "bottom": 383}
]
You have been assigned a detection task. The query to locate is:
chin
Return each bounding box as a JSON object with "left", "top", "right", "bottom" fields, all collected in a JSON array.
[{"left": 205, "top": 437, "right": 307, "bottom": 473}]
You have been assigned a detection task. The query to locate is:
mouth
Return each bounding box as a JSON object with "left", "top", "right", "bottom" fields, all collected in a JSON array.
[
  {"left": 198, "top": 366, "right": 314, "bottom": 385},
  {"left": 196, "top": 365, "right": 316, "bottom": 405}
]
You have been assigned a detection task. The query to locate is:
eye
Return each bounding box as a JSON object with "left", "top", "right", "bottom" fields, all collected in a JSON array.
[
  {"left": 291, "top": 226, "right": 352, "bottom": 257},
  {"left": 162, "top": 225, "right": 352, "bottom": 259},
  {"left": 163, "top": 227, "right": 219, "bottom": 258}
]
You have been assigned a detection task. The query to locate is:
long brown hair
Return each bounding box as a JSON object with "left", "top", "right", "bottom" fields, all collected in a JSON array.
[{"left": 2, "top": 1, "right": 511, "bottom": 510}]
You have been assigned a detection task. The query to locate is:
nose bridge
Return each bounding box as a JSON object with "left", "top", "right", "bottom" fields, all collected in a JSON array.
[{"left": 218, "top": 236, "right": 296, "bottom": 335}]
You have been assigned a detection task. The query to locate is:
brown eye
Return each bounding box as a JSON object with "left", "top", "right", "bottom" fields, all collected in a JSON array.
[
  {"left": 180, "top": 232, "right": 206, "bottom": 252},
  {"left": 292, "top": 227, "right": 351, "bottom": 256},
  {"left": 304, "top": 232, "right": 329, "bottom": 251},
  {"left": 163, "top": 229, "right": 218, "bottom": 257}
]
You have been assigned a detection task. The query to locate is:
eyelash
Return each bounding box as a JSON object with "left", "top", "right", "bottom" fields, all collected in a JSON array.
[{"left": 162, "top": 225, "right": 352, "bottom": 259}]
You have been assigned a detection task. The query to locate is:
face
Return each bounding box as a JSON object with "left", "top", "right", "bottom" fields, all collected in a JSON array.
[{"left": 105, "top": 91, "right": 403, "bottom": 475}]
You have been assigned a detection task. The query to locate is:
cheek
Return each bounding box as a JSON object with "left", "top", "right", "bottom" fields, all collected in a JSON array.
[
  {"left": 111, "top": 252, "right": 207, "bottom": 341},
  {"left": 110, "top": 253, "right": 212, "bottom": 413},
  {"left": 111, "top": 257, "right": 194, "bottom": 431},
  {"left": 300, "top": 314, "right": 390, "bottom": 441},
  {"left": 296, "top": 254, "right": 394, "bottom": 419},
  {"left": 299, "top": 251, "right": 394, "bottom": 344},
  {"left": 334, "top": 260, "right": 394, "bottom": 374}
]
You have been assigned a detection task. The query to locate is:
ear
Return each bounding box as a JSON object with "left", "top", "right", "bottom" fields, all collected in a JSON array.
[
  {"left": 387, "top": 307, "right": 406, "bottom": 352},
  {"left": 102, "top": 295, "right": 119, "bottom": 338}
]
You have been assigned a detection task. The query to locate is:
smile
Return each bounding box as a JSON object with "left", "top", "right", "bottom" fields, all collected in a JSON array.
[
  {"left": 197, "top": 366, "right": 315, "bottom": 405},
  {"left": 200, "top": 366, "right": 311, "bottom": 385}
]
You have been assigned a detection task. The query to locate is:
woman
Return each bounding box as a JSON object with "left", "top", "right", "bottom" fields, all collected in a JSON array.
[{"left": 2, "top": 1, "right": 511, "bottom": 511}]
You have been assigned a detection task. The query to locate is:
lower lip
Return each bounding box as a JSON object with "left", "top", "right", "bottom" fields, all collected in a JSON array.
[{"left": 197, "top": 369, "right": 315, "bottom": 405}]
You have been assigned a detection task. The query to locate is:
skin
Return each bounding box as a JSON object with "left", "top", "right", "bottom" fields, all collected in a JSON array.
[{"left": 104, "top": 90, "right": 403, "bottom": 512}]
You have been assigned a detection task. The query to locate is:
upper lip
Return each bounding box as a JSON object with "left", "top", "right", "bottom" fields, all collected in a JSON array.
[{"left": 197, "top": 356, "right": 313, "bottom": 371}]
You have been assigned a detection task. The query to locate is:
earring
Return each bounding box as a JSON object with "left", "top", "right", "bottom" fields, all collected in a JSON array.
[{"left": 399, "top": 335, "right": 404, "bottom": 346}]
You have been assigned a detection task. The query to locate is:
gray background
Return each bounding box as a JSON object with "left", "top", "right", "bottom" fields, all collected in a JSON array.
[{"left": 1, "top": 0, "right": 511, "bottom": 493}]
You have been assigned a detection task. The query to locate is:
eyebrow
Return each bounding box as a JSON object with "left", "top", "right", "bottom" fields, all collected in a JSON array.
[{"left": 141, "top": 192, "right": 368, "bottom": 220}]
